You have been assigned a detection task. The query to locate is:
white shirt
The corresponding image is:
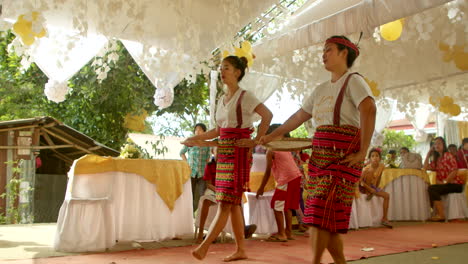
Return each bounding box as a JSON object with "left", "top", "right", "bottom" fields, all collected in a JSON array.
[
  {"left": 301, "top": 71, "right": 373, "bottom": 128},
  {"left": 216, "top": 89, "right": 261, "bottom": 129}
]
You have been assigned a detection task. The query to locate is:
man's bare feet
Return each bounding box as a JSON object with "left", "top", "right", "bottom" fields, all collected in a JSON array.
[
  {"left": 223, "top": 251, "right": 247, "bottom": 262},
  {"left": 191, "top": 246, "right": 208, "bottom": 260}
]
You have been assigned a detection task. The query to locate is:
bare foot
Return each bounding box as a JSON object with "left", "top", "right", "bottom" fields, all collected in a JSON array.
[
  {"left": 192, "top": 246, "right": 208, "bottom": 260},
  {"left": 223, "top": 251, "right": 247, "bottom": 262}
]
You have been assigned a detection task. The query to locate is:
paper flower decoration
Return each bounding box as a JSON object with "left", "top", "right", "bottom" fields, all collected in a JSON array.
[
  {"left": 223, "top": 41, "right": 255, "bottom": 67},
  {"left": 123, "top": 110, "right": 148, "bottom": 132},
  {"left": 154, "top": 87, "right": 174, "bottom": 109},
  {"left": 12, "top": 11, "right": 47, "bottom": 46},
  {"left": 429, "top": 95, "right": 462, "bottom": 116},
  {"left": 364, "top": 78, "right": 380, "bottom": 97},
  {"left": 44, "top": 79, "right": 70, "bottom": 103},
  {"left": 439, "top": 42, "right": 468, "bottom": 71},
  {"left": 380, "top": 19, "right": 403, "bottom": 41}
]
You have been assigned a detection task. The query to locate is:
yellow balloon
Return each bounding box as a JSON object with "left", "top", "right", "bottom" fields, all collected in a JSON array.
[
  {"left": 439, "top": 96, "right": 453, "bottom": 107},
  {"left": 13, "top": 15, "right": 33, "bottom": 36},
  {"left": 453, "top": 51, "right": 468, "bottom": 71},
  {"left": 31, "top": 11, "right": 40, "bottom": 21},
  {"left": 34, "top": 28, "right": 47, "bottom": 38},
  {"left": 380, "top": 19, "right": 403, "bottom": 41},
  {"left": 449, "top": 104, "right": 461, "bottom": 116},
  {"left": 438, "top": 42, "right": 450, "bottom": 52},
  {"left": 222, "top": 50, "right": 230, "bottom": 58},
  {"left": 21, "top": 33, "right": 35, "bottom": 46},
  {"left": 429, "top": 96, "right": 438, "bottom": 106},
  {"left": 13, "top": 21, "right": 29, "bottom": 35},
  {"left": 439, "top": 105, "right": 449, "bottom": 114},
  {"left": 442, "top": 52, "right": 453, "bottom": 62}
]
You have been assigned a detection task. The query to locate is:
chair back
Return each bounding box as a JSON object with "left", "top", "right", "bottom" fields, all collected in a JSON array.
[{"left": 68, "top": 161, "right": 113, "bottom": 199}]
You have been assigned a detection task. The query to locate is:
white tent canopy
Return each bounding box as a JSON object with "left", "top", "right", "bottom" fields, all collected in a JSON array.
[
  {"left": 249, "top": 0, "right": 467, "bottom": 118},
  {"left": 1, "top": 0, "right": 278, "bottom": 104}
]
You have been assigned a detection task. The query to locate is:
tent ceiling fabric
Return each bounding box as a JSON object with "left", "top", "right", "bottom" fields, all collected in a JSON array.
[
  {"left": 1, "top": 0, "right": 277, "bottom": 105},
  {"left": 254, "top": 0, "right": 452, "bottom": 59},
  {"left": 249, "top": 0, "right": 467, "bottom": 120}
]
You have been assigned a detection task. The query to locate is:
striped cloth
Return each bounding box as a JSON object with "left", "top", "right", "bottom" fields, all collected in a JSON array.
[
  {"left": 215, "top": 127, "right": 253, "bottom": 205},
  {"left": 303, "top": 124, "right": 363, "bottom": 234}
]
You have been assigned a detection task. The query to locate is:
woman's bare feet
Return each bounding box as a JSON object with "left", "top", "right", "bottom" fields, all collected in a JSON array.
[
  {"left": 191, "top": 245, "right": 208, "bottom": 260},
  {"left": 223, "top": 251, "right": 247, "bottom": 262}
]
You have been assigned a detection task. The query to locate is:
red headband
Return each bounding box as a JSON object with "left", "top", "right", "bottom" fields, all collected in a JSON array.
[{"left": 326, "top": 37, "right": 360, "bottom": 57}]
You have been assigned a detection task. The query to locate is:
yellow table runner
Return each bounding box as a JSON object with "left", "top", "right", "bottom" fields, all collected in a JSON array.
[
  {"left": 379, "top": 169, "right": 431, "bottom": 189},
  {"left": 73, "top": 154, "right": 191, "bottom": 211}
]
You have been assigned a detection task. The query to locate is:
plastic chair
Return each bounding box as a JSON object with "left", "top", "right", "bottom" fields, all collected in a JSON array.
[
  {"left": 194, "top": 196, "right": 231, "bottom": 242},
  {"left": 351, "top": 193, "right": 384, "bottom": 229},
  {"left": 443, "top": 185, "right": 468, "bottom": 221},
  {"left": 56, "top": 162, "right": 115, "bottom": 252}
]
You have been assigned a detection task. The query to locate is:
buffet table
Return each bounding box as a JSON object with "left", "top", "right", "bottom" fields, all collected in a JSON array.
[{"left": 54, "top": 155, "right": 193, "bottom": 252}]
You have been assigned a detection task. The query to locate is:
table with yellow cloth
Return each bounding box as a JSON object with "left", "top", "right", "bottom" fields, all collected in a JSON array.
[
  {"left": 378, "top": 169, "right": 431, "bottom": 221},
  {"left": 54, "top": 155, "right": 193, "bottom": 252}
]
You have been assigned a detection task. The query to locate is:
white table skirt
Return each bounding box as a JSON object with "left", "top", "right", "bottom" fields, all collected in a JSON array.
[
  {"left": 54, "top": 171, "right": 193, "bottom": 252},
  {"left": 383, "top": 175, "right": 431, "bottom": 221}
]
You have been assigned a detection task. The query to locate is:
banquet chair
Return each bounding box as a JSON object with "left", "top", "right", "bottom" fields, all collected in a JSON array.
[
  {"left": 350, "top": 193, "right": 384, "bottom": 229},
  {"left": 244, "top": 191, "right": 277, "bottom": 234},
  {"left": 442, "top": 185, "right": 468, "bottom": 221},
  {"left": 194, "top": 197, "right": 230, "bottom": 242},
  {"left": 56, "top": 170, "right": 115, "bottom": 252}
]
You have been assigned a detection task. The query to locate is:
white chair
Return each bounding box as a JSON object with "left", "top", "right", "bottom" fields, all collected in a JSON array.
[
  {"left": 244, "top": 191, "right": 277, "bottom": 234},
  {"left": 54, "top": 163, "right": 115, "bottom": 252},
  {"left": 194, "top": 195, "right": 232, "bottom": 241},
  {"left": 442, "top": 186, "right": 468, "bottom": 221},
  {"left": 349, "top": 193, "right": 384, "bottom": 229}
]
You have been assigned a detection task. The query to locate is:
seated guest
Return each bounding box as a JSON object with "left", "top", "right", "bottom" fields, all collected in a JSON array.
[
  {"left": 456, "top": 138, "right": 468, "bottom": 169},
  {"left": 399, "top": 147, "right": 423, "bottom": 169},
  {"left": 360, "top": 148, "right": 392, "bottom": 228},
  {"left": 424, "top": 137, "right": 465, "bottom": 222},
  {"left": 448, "top": 144, "right": 458, "bottom": 159},
  {"left": 385, "top": 149, "right": 399, "bottom": 168}
]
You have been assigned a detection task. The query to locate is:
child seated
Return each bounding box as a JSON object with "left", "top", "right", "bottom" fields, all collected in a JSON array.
[
  {"left": 360, "top": 148, "right": 392, "bottom": 228},
  {"left": 256, "top": 124, "right": 302, "bottom": 242}
]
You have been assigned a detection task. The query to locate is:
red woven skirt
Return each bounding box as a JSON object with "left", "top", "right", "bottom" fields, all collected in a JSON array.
[
  {"left": 303, "top": 125, "right": 363, "bottom": 234},
  {"left": 215, "top": 128, "right": 252, "bottom": 205}
]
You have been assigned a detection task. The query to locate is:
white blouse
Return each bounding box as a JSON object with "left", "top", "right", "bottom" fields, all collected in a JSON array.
[{"left": 216, "top": 89, "right": 261, "bottom": 129}]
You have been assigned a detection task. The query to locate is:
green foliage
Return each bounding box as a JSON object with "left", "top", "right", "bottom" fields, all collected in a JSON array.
[
  {"left": 1, "top": 30, "right": 211, "bottom": 148},
  {"left": 0, "top": 31, "right": 48, "bottom": 121},
  {"left": 0, "top": 161, "right": 34, "bottom": 225},
  {"left": 290, "top": 124, "right": 309, "bottom": 138},
  {"left": 382, "top": 129, "right": 416, "bottom": 155}
]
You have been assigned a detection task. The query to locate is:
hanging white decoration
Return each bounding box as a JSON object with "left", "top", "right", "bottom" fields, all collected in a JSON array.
[
  {"left": 44, "top": 79, "right": 70, "bottom": 103},
  {"left": 153, "top": 87, "right": 174, "bottom": 109}
]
